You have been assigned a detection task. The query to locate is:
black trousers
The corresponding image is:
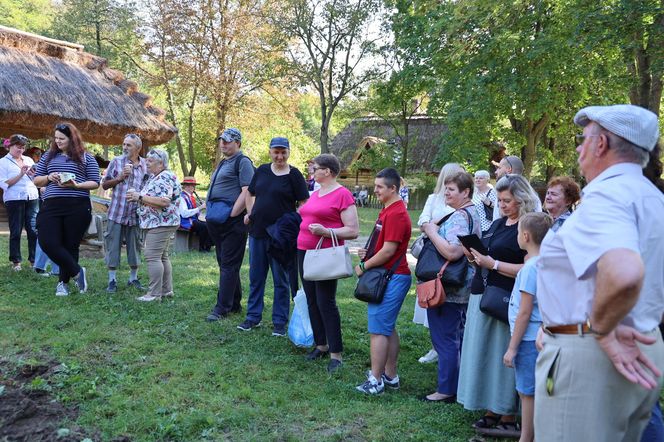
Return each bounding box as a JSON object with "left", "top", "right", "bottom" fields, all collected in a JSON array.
[
  {"left": 36, "top": 197, "right": 91, "bottom": 283},
  {"left": 191, "top": 219, "right": 213, "bottom": 251},
  {"left": 207, "top": 214, "right": 247, "bottom": 315},
  {"left": 6, "top": 199, "right": 38, "bottom": 264},
  {"left": 297, "top": 249, "right": 343, "bottom": 353}
]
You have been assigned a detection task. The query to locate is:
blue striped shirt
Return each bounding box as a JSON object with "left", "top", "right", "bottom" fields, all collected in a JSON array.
[{"left": 35, "top": 151, "right": 101, "bottom": 199}]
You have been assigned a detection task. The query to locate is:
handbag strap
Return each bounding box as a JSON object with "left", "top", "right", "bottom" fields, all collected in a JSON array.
[{"left": 435, "top": 210, "right": 456, "bottom": 226}]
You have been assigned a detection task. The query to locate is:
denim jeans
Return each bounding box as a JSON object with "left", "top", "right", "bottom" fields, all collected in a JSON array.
[
  {"left": 34, "top": 242, "right": 60, "bottom": 274},
  {"left": 6, "top": 199, "right": 38, "bottom": 264},
  {"left": 427, "top": 302, "right": 467, "bottom": 395},
  {"left": 641, "top": 401, "right": 664, "bottom": 442},
  {"left": 245, "top": 236, "right": 291, "bottom": 326}
]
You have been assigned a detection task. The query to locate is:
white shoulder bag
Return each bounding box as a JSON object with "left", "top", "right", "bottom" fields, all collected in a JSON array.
[{"left": 303, "top": 229, "right": 353, "bottom": 281}]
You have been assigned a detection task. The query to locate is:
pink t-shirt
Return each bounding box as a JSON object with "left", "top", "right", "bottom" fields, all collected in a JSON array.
[{"left": 297, "top": 186, "right": 356, "bottom": 250}]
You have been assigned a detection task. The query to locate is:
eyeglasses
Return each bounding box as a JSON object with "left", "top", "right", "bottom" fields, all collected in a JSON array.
[
  {"left": 504, "top": 157, "right": 514, "bottom": 170},
  {"left": 125, "top": 133, "right": 141, "bottom": 141},
  {"left": 55, "top": 123, "right": 68, "bottom": 132},
  {"left": 575, "top": 134, "right": 599, "bottom": 145},
  {"left": 312, "top": 166, "right": 328, "bottom": 172}
]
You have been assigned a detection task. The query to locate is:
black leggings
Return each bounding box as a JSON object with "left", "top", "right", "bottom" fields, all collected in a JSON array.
[
  {"left": 36, "top": 198, "right": 92, "bottom": 283},
  {"left": 297, "top": 249, "right": 343, "bottom": 353}
]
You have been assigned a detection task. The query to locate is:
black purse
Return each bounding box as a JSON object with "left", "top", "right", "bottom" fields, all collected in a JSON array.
[
  {"left": 482, "top": 188, "right": 494, "bottom": 222},
  {"left": 479, "top": 285, "right": 510, "bottom": 323},
  {"left": 354, "top": 256, "right": 403, "bottom": 303},
  {"left": 354, "top": 220, "right": 403, "bottom": 304},
  {"left": 414, "top": 208, "right": 474, "bottom": 287}
]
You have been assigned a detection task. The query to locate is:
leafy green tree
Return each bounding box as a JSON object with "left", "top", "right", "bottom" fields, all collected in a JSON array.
[
  {"left": 275, "top": 0, "right": 387, "bottom": 154},
  {"left": 0, "top": 0, "right": 54, "bottom": 33}
]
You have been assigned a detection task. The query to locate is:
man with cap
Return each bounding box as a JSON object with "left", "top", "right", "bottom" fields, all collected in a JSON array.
[
  {"left": 178, "top": 176, "right": 213, "bottom": 252},
  {"left": 534, "top": 104, "right": 664, "bottom": 441},
  {"left": 205, "top": 128, "right": 255, "bottom": 321},
  {"left": 237, "top": 136, "right": 309, "bottom": 335},
  {"left": 101, "top": 133, "right": 148, "bottom": 293},
  {"left": 491, "top": 155, "right": 541, "bottom": 219}
]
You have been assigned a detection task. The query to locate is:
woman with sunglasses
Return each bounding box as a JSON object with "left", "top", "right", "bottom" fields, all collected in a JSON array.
[
  {"left": 0, "top": 134, "right": 39, "bottom": 271},
  {"left": 33, "top": 123, "right": 100, "bottom": 296}
]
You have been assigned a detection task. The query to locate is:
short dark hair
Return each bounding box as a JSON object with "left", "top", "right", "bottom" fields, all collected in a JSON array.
[
  {"left": 519, "top": 212, "right": 553, "bottom": 245},
  {"left": 313, "top": 153, "right": 340, "bottom": 176},
  {"left": 444, "top": 171, "right": 474, "bottom": 199},
  {"left": 376, "top": 167, "right": 401, "bottom": 190}
]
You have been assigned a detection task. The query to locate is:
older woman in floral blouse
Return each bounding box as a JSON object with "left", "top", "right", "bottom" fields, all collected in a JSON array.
[{"left": 127, "top": 149, "right": 181, "bottom": 302}]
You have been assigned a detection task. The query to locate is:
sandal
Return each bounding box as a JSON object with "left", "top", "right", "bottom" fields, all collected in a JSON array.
[
  {"left": 477, "top": 421, "right": 521, "bottom": 439},
  {"left": 472, "top": 414, "right": 501, "bottom": 429}
]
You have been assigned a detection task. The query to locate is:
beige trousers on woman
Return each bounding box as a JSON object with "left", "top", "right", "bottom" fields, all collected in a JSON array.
[{"left": 144, "top": 226, "right": 178, "bottom": 297}]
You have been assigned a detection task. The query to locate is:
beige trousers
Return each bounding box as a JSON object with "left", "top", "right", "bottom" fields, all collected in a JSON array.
[
  {"left": 535, "top": 328, "right": 664, "bottom": 442},
  {"left": 143, "top": 226, "right": 177, "bottom": 297}
]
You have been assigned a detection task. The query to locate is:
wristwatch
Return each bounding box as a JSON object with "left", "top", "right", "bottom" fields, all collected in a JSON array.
[
  {"left": 492, "top": 260, "right": 499, "bottom": 271},
  {"left": 138, "top": 195, "right": 143, "bottom": 203}
]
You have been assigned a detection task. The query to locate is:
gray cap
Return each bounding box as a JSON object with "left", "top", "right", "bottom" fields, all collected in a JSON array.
[
  {"left": 574, "top": 104, "right": 659, "bottom": 152},
  {"left": 218, "top": 128, "right": 242, "bottom": 143}
]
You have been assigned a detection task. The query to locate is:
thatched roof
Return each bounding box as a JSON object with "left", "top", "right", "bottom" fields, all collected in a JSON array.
[
  {"left": 330, "top": 115, "right": 447, "bottom": 173},
  {"left": 0, "top": 25, "right": 176, "bottom": 145}
]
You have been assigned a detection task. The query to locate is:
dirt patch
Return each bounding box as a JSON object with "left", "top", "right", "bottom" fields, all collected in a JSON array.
[{"left": 0, "top": 356, "right": 113, "bottom": 442}]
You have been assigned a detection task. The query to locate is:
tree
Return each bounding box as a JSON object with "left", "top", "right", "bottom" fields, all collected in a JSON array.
[
  {"left": 0, "top": 0, "right": 54, "bottom": 33},
  {"left": 276, "top": 0, "right": 387, "bottom": 153}
]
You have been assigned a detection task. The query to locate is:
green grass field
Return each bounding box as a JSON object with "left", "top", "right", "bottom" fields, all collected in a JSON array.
[{"left": 0, "top": 207, "right": 491, "bottom": 442}]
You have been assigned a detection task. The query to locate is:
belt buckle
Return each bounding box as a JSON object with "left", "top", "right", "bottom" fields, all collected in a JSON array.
[
  {"left": 542, "top": 325, "right": 554, "bottom": 337},
  {"left": 577, "top": 323, "right": 583, "bottom": 336}
]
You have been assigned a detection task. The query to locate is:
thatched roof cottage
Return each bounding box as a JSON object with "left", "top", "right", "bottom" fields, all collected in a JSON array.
[
  {"left": 329, "top": 115, "right": 447, "bottom": 185},
  {"left": 0, "top": 25, "right": 176, "bottom": 145}
]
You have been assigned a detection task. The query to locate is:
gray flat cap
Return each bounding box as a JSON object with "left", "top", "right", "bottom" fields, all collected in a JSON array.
[{"left": 574, "top": 104, "right": 659, "bottom": 152}]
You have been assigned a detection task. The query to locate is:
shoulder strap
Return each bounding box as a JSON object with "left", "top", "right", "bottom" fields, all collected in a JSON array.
[
  {"left": 460, "top": 207, "right": 474, "bottom": 235},
  {"left": 207, "top": 159, "right": 226, "bottom": 201},
  {"left": 435, "top": 210, "right": 456, "bottom": 226}
]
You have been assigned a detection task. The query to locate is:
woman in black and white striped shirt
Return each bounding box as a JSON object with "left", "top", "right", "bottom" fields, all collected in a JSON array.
[{"left": 34, "top": 123, "right": 100, "bottom": 297}]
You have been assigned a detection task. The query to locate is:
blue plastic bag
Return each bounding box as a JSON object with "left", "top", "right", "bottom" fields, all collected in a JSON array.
[{"left": 288, "top": 289, "right": 314, "bottom": 348}]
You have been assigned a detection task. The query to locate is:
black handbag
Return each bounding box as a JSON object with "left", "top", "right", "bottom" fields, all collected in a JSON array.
[
  {"left": 354, "top": 256, "right": 403, "bottom": 303},
  {"left": 354, "top": 220, "right": 403, "bottom": 304},
  {"left": 479, "top": 285, "right": 510, "bottom": 323},
  {"left": 414, "top": 208, "right": 474, "bottom": 287}
]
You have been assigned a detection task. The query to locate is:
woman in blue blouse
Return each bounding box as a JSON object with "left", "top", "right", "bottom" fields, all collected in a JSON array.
[{"left": 33, "top": 123, "right": 100, "bottom": 297}]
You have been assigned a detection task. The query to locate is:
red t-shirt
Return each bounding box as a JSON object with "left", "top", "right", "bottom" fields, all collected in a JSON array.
[{"left": 368, "top": 200, "right": 411, "bottom": 275}]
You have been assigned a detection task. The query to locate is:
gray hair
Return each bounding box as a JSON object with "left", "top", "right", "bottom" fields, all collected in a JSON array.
[
  {"left": 147, "top": 149, "right": 169, "bottom": 168},
  {"left": 495, "top": 174, "right": 540, "bottom": 217},
  {"left": 434, "top": 162, "right": 465, "bottom": 194},
  {"left": 474, "top": 170, "right": 490, "bottom": 179},
  {"left": 124, "top": 133, "right": 143, "bottom": 150},
  {"left": 603, "top": 130, "right": 649, "bottom": 167}
]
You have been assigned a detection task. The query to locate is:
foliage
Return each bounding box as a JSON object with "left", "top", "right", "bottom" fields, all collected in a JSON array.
[
  {"left": 275, "top": 0, "right": 388, "bottom": 153},
  {"left": 0, "top": 0, "right": 54, "bottom": 33}
]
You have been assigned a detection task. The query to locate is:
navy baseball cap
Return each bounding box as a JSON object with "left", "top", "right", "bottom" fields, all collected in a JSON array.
[
  {"left": 218, "top": 128, "right": 242, "bottom": 143},
  {"left": 269, "top": 137, "right": 290, "bottom": 149}
]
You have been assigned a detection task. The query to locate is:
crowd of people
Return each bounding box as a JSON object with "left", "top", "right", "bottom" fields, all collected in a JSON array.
[{"left": 1, "top": 103, "right": 663, "bottom": 441}]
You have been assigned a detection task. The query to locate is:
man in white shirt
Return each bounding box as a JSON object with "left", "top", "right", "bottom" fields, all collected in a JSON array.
[
  {"left": 535, "top": 104, "right": 664, "bottom": 441},
  {"left": 178, "top": 176, "right": 212, "bottom": 252}
]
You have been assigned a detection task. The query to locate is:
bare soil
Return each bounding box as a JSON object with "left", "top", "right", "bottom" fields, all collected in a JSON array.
[{"left": 0, "top": 357, "right": 104, "bottom": 442}]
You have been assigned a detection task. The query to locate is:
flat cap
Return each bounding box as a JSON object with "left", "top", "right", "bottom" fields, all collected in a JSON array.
[
  {"left": 269, "top": 137, "right": 290, "bottom": 149},
  {"left": 574, "top": 104, "right": 659, "bottom": 152}
]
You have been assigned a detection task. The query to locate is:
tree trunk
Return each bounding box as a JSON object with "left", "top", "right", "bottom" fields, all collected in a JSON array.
[
  {"left": 400, "top": 119, "right": 409, "bottom": 176},
  {"left": 102, "top": 145, "right": 109, "bottom": 160}
]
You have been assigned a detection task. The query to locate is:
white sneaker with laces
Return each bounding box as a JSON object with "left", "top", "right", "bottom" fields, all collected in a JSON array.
[
  {"left": 356, "top": 374, "right": 384, "bottom": 395},
  {"left": 55, "top": 282, "right": 69, "bottom": 297},
  {"left": 418, "top": 349, "right": 438, "bottom": 364}
]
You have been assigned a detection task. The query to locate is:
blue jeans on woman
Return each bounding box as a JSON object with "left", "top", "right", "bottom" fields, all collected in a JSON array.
[
  {"left": 245, "top": 236, "right": 291, "bottom": 327},
  {"left": 6, "top": 199, "right": 38, "bottom": 264},
  {"left": 34, "top": 241, "right": 59, "bottom": 275},
  {"left": 427, "top": 302, "right": 467, "bottom": 395}
]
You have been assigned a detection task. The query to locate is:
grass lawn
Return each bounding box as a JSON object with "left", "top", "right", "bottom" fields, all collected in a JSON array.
[{"left": 0, "top": 207, "right": 489, "bottom": 442}]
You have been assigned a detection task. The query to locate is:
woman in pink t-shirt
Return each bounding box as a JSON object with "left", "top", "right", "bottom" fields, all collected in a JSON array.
[{"left": 297, "top": 154, "right": 359, "bottom": 373}]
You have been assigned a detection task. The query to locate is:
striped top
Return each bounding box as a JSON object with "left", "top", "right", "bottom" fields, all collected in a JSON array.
[{"left": 35, "top": 151, "right": 101, "bottom": 199}]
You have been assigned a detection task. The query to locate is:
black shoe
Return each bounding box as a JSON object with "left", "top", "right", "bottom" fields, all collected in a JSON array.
[
  {"left": 305, "top": 348, "right": 328, "bottom": 361},
  {"left": 327, "top": 359, "right": 343, "bottom": 374},
  {"left": 237, "top": 319, "right": 261, "bottom": 331},
  {"left": 206, "top": 312, "right": 228, "bottom": 322},
  {"left": 127, "top": 279, "right": 147, "bottom": 291},
  {"left": 272, "top": 324, "right": 286, "bottom": 337},
  {"left": 106, "top": 280, "right": 117, "bottom": 293}
]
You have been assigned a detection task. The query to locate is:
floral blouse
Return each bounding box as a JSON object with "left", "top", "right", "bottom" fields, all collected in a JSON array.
[
  {"left": 137, "top": 170, "right": 182, "bottom": 229},
  {"left": 551, "top": 209, "right": 572, "bottom": 232}
]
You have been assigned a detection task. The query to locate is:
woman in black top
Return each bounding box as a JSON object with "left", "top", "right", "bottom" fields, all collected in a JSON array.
[
  {"left": 457, "top": 174, "right": 540, "bottom": 435},
  {"left": 237, "top": 137, "right": 309, "bottom": 336}
]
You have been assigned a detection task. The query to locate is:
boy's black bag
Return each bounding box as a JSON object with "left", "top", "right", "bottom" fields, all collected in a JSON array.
[{"left": 354, "top": 220, "right": 402, "bottom": 304}]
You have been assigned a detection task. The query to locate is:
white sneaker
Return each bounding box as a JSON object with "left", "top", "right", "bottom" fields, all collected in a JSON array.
[
  {"left": 418, "top": 349, "right": 438, "bottom": 364},
  {"left": 55, "top": 282, "right": 69, "bottom": 297}
]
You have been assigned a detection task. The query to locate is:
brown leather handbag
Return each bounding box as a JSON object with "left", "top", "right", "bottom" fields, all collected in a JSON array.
[{"left": 416, "top": 261, "right": 448, "bottom": 308}]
